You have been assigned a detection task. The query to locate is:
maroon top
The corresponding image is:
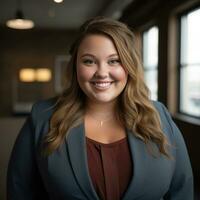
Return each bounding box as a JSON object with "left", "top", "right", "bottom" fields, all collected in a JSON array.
[{"left": 86, "top": 137, "right": 133, "bottom": 200}]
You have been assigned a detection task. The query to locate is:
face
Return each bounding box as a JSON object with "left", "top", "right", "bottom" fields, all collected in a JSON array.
[{"left": 76, "top": 34, "right": 128, "bottom": 104}]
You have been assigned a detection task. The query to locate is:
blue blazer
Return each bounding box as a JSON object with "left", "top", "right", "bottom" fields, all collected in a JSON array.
[{"left": 7, "top": 99, "right": 194, "bottom": 200}]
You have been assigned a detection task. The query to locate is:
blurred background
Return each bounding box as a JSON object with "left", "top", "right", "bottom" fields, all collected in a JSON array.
[{"left": 0, "top": 0, "right": 199, "bottom": 199}]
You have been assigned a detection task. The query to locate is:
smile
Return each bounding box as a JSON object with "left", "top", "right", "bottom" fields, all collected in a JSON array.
[{"left": 90, "top": 81, "right": 113, "bottom": 90}]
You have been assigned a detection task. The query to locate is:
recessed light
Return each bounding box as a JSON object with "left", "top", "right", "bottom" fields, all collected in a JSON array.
[{"left": 54, "top": 0, "right": 63, "bottom": 3}]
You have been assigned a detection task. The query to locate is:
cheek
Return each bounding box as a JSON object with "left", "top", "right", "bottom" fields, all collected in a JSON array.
[
  {"left": 111, "top": 67, "right": 128, "bottom": 82},
  {"left": 77, "top": 66, "right": 94, "bottom": 82}
]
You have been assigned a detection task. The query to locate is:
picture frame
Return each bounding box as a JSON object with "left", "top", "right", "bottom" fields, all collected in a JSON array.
[{"left": 54, "top": 55, "right": 71, "bottom": 94}]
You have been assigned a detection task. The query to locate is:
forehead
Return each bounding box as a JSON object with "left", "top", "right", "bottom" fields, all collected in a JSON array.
[{"left": 77, "top": 34, "right": 118, "bottom": 55}]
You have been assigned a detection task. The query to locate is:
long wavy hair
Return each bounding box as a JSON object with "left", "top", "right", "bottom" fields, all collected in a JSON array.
[{"left": 43, "top": 16, "right": 170, "bottom": 157}]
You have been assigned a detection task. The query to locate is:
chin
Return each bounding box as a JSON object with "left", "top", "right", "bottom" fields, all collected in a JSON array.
[{"left": 91, "top": 96, "right": 117, "bottom": 104}]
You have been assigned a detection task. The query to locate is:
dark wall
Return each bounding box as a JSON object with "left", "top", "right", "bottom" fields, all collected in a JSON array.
[
  {"left": 0, "top": 27, "right": 77, "bottom": 117},
  {"left": 174, "top": 118, "right": 200, "bottom": 183}
]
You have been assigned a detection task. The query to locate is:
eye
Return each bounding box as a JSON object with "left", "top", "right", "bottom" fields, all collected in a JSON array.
[
  {"left": 108, "top": 58, "right": 121, "bottom": 65},
  {"left": 82, "top": 58, "right": 95, "bottom": 65}
]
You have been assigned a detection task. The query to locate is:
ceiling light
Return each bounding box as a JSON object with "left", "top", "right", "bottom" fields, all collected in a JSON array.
[
  {"left": 6, "top": 9, "right": 34, "bottom": 30},
  {"left": 54, "top": 0, "right": 64, "bottom": 3}
]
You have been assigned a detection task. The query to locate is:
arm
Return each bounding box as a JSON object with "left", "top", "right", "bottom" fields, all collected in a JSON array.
[
  {"left": 7, "top": 105, "right": 48, "bottom": 200},
  {"left": 161, "top": 104, "right": 194, "bottom": 200}
]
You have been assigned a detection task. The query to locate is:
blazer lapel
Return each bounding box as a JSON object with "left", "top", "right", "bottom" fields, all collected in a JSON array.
[
  {"left": 122, "top": 130, "right": 149, "bottom": 200},
  {"left": 123, "top": 130, "right": 171, "bottom": 200},
  {"left": 66, "top": 123, "right": 99, "bottom": 200}
]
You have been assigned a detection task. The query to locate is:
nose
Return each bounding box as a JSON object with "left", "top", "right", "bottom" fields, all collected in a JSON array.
[{"left": 94, "top": 62, "right": 109, "bottom": 79}]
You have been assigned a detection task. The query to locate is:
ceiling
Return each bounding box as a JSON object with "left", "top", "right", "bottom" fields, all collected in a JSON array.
[{"left": 0, "top": 0, "right": 134, "bottom": 30}]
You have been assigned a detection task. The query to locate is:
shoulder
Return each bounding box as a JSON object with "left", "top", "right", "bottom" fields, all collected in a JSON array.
[
  {"left": 152, "top": 100, "right": 172, "bottom": 124},
  {"left": 30, "top": 97, "right": 58, "bottom": 126},
  {"left": 32, "top": 97, "right": 57, "bottom": 111},
  {"left": 152, "top": 100, "right": 166, "bottom": 113},
  {"left": 152, "top": 101, "right": 185, "bottom": 145},
  {"left": 151, "top": 101, "right": 177, "bottom": 141}
]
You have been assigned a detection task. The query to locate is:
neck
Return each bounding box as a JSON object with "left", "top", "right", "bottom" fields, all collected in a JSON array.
[{"left": 85, "top": 100, "right": 117, "bottom": 119}]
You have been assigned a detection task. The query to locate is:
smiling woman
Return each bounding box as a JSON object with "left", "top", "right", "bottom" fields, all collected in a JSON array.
[{"left": 7, "top": 16, "right": 193, "bottom": 200}]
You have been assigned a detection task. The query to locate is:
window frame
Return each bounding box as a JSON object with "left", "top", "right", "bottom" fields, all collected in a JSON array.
[
  {"left": 177, "top": 5, "right": 200, "bottom": 119},
  {"left": 141, "top": 25, "right": 159, "bottom": 101}
]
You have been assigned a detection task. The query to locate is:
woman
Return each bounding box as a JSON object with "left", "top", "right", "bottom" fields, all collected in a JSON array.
[{"left": 7, "top": 17, "right": 193, "bottom": 200}]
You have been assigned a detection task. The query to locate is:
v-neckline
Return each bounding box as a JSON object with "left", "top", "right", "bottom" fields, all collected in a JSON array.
[{"left": 66, "top": 123, "right": 148, "bottom": 200}]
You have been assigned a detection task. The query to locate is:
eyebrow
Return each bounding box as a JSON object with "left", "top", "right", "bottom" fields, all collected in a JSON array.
[
  {"left": 108, "top": 54, "right": 119, "bottom": 58},
  {"left": 80, "top": 53, "right": 119, "bottom": 58},
  {"left": 80, "top": 54, "right": 95, "bottom": 58}
]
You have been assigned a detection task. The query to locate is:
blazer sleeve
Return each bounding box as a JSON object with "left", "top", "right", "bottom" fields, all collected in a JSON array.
[
  {"left": 160, "top": 104, "right": 194, "bottom": 200},
  {"left": 7, "top": 103, "right": 48, "bottom": 200}
]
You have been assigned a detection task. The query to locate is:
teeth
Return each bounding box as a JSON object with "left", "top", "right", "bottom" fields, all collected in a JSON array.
[
  {"left": 94, "top": 82, "right": 111, "bottom": 87},
  {"left": 92, "top": 82, "right": 112, "bottom": 89}
]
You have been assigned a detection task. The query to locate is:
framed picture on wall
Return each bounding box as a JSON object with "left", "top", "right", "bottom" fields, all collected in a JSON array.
[
  {"left": 54, "top": 55, "right": 71, "bottom": 94},
  {"left": 12, "top": 76, "right": 37, "bottom": 114},
  {"left": 12, "top": 67, "right": 53, "bottom": 115}
]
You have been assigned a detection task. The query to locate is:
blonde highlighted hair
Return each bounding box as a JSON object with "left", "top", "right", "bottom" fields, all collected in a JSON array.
[{"left": 43, "top": 16, "right": 169, "bottom": 157}]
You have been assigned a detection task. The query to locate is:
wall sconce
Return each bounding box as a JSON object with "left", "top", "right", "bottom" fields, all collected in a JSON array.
[
  {"left": 19, "top": 68, "right": 52, "bottom": 82},
  {"left": 35, "top": 68, "right": 52, "bottom": 82},
  {"left": 19, "top": 68, "right": 35, "bottom": 82}
]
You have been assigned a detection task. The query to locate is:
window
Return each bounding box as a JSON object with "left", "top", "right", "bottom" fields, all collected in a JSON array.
[
  {"left": 142, "top": 26, "right": 158, "bottom": 100},
  {"left": 179, "top": 8, "right": 200, "bottom": 117}
]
